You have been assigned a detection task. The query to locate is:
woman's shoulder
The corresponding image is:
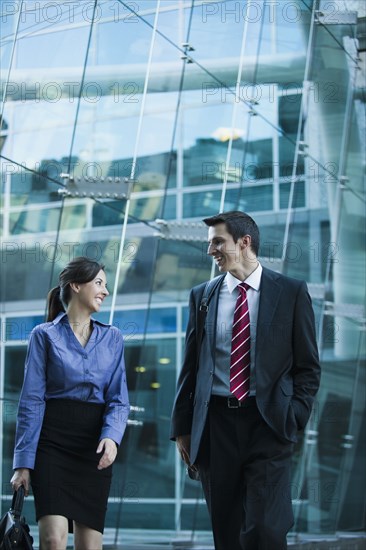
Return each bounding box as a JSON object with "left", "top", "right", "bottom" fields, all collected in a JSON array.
[
  {"left": 26, "top": 321, "right": 56, "bottom": 350},
  {"left": 30, "top": 312, "right": 66, "bottom": 338},
  {"left": 94, "top": 320, "right": 124, "bottom": 345},
  {"left": 107, "top": 324, "right": 124, "bottom": 343},
  {"left": 31, "top": 320, "right": 53, "bottom": 333}
]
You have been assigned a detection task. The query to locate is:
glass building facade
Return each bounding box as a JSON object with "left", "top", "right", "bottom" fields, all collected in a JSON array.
[{"left": 1, "top": 0, "right": 365, "bottom": 545}]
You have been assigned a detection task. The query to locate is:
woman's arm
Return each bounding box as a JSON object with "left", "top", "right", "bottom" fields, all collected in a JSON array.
[
  {"left": 13, "top": 326, "right": 48, "bottom": 470},
  {"left": 100, "top": 328, "right": 130, "bottom": 446}
]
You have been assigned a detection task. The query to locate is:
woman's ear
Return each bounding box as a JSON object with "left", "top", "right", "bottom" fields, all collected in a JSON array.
[{"left": 69, "top": 282, "right": 80, "bottom": 294}]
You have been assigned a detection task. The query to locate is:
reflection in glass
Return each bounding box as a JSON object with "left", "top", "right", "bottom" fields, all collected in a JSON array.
[{"left": 1, "top": 0, "right": 365, "bottom": 541}]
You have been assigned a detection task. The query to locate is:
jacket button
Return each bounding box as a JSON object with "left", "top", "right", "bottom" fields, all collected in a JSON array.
[{"left": 204, "top": 401, "right": 209, "bottom": 407}]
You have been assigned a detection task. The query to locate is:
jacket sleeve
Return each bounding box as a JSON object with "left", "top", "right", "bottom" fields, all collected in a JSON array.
[
  {"left": 291, "top": 281, "right": 321, "bottom": 430},
  {"left": 170, "top": 288, "right": 201, "bottom": 440}
]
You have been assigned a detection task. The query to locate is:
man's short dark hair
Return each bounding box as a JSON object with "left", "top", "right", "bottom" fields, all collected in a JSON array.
[{"left": 203, "top": 211, "right": 260, "bottom": 256}]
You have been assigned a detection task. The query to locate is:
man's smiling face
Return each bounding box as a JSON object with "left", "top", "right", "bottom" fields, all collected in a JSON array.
[{"left": 207, "top": 223, "right": 242, "bottom": 274}]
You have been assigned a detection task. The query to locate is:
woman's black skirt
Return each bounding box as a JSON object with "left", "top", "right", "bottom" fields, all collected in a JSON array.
[{"left": 31, "top": 399, "right": 112, "bottom": 534}]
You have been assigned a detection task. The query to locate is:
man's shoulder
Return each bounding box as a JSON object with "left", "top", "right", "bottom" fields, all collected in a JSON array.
[
  {"left": 191, "top": 274, "right": 226, "bottom": 296},
  {"left": 262, "top": 267, "right": 306, "bottom": 290}
]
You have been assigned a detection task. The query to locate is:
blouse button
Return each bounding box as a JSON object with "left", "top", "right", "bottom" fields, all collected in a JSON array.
[{"left": 85, "top": 369, "right": 89, "bottom": 374}]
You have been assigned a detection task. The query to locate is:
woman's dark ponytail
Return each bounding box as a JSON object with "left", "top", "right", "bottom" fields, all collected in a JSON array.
[
  {"left": 46, "top": 257, "right": 105, "bottom": 322},
  {"left": 46, "top": 286, "right": 65, "bottom": 322}
]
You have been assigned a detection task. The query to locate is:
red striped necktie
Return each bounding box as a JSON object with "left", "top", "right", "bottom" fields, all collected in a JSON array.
[{"left": 230, "top": 282, "right": 251, "bottom": 401}]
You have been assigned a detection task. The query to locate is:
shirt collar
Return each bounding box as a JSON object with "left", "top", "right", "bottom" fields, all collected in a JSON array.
[
  {"left": 52, "top": 312, "right": 67, "bottom": 325},
  {"left": 52, "top": 311, "right": 110, "bottom": 327},
  {"left": 225, "top": 262, "right": 262, "bottom": 294}
]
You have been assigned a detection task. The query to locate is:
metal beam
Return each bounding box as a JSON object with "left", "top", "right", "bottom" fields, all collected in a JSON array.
[
  {"left": 0, "top": 53, "right": 306, "bottom": 102},
  {"left": 59, "top": 173, "right": 134, "bottom": 199}
]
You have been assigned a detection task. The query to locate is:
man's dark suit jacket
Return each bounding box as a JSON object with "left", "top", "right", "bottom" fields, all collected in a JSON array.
[{"left": 170, "top": 267, "right": 321, "bottom": 466}]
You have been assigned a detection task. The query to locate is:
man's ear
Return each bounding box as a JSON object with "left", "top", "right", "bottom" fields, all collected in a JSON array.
[{"left": 241, "top": 234, "right": 252, "bottom": 249}]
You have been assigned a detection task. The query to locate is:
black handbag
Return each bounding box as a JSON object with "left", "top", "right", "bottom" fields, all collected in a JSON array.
[{"left": 0, "top": 487, "right": 34, "bottom": 550}]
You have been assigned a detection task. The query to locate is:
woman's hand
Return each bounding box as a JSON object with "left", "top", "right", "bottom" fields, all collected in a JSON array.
[
  {"left": 10, "top": 468, "right": 31, "bottom": 496},
  {"left": 96, "top": 438, "right": 118, "bottom": 470}
]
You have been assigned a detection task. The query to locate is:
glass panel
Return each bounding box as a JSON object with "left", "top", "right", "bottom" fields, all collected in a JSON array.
[
  {"left": 1, "top": 0, "right": 365, "bottom": 540},
  {"left": 115, "top": 338, "right": 176, "bottom": 498},
  {"left": 0, "top": 5, "right": 18, "bottom": 75},
  {"left": 2, "top": 346, "right": 28, "bottom": 507},
  {"left": 2, "top": 157, "right": 64, "bottom": 207},
  {"left": 278, "top": 95, "right": 304, "bottom": 178},
  {"left": 183, "top": 185, "right": 273, "bottom": 218},
  {"left": 1, "top": 237, "right": 127, "bottom": 301},
  {"left": 96, "top": 308, "right": 177, "bottom": 335},
  {"left": 182, "top": 308, "right": 189, "bottom": 331},
  {"left": 183, "top": 189, "right": 221, "bottom": 218},
  {"left": 276, "top": 2, "right": 310, "bottom": 55},
  {"left": 96, "top": 3, "right": 158, "bottom": 65},
  {"left": 181, "top": 87, "right": 276, "bottom": 189},
  {"left": 180, "top": 502, "right": 211, "bottom": 531},
  {"left": 15, "top": 13, "right": 90, "bottom": 69},
  {"left": 1, "top": 243, "right": 57, "bottom": 301},
  {"left": 189, "top": 0, "right": 272, "bottom": 61},
  {"left": 227, "top": 185, "right": 273, "bottom": 212},
  {"left": 1, "top": 3, "right": 91, "bottom": 205},
  {"left": 9, "top": 203, "right": 86, "bottom": 234},
  {"left": 106, "top": 502, "right": 175, "bottom": 530},
  {"left": 4, "top": 316, "right": 43, "bottom": 341},
  {"left": 152, "top": 240, "right": 210, "bottom": 294},
  {"left": 279, "top": 181, "right": 305, "bottom": 209}
]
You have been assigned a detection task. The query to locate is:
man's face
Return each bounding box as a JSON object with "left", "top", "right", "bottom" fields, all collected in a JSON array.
[{"left": 207, "top": 223, "right": 242, "bottom": 273}]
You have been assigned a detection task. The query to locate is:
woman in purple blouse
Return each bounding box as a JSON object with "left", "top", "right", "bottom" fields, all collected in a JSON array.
[{"left": 10, "top": 256, "right": 130, "bottom": 550}]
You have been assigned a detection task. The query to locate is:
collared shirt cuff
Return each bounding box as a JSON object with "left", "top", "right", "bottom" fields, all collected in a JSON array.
[
  {"left": 100, "top": 426, "right": 125, "bottom": 447},
  {"left": 13, "top": 452, "right": 36, "bottom": 470}
]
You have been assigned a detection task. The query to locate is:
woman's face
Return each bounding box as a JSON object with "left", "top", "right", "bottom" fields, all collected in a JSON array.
[{"left": 73, "top": 269, "right": 109, "bottom": 313}]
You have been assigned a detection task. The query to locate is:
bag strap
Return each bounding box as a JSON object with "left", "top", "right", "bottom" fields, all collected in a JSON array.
[
  {"left": 195, "top": 274, "right": 225, "bottom": 368},
  {"left": 10, "top": 486, "right": 25, "bottom": 520}
]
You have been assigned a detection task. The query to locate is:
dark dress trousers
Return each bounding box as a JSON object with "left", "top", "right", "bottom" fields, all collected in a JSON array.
[{"left": 170, "top": 267, "right": 321, "bottom": 550}]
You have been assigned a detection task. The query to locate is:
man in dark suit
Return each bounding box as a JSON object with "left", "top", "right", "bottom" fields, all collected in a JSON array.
[{"left": 170, "top": 211, "right": 320, "bottom": 550}]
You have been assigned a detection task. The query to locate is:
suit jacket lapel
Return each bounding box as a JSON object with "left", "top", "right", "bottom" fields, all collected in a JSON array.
[
  {"left": 206, "top": 276, "right": 224, "bottom": 366},
  {"left": 255, "top": 268, "right": 282, "bottom": 358},
  {"left": 203, "top": 269, "right": 281, "bottom": 366}
]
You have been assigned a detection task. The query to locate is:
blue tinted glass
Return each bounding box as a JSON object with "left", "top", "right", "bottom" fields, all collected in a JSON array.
[
  {"left": 280, "top": 181, "right": 305, "bottom": 208},
  {"left": 227, "top": 185, "right": 273, "bottom": 212},
  {"left": 182, "top": 306, "right": 189, "bottom": 330},
  {"left": 96, "top": 308, "right": 176, "bottom": 335},
  {"left": 4, "top": 316, "right": 44, "bottom": 342},
  {"left": 183, "top": 190, "right": 221, "bottom": 218}
]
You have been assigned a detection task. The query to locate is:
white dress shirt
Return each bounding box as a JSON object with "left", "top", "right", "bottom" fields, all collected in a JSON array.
[{"left": 212, "top": 263, "right": 262, "bottom": 397}]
